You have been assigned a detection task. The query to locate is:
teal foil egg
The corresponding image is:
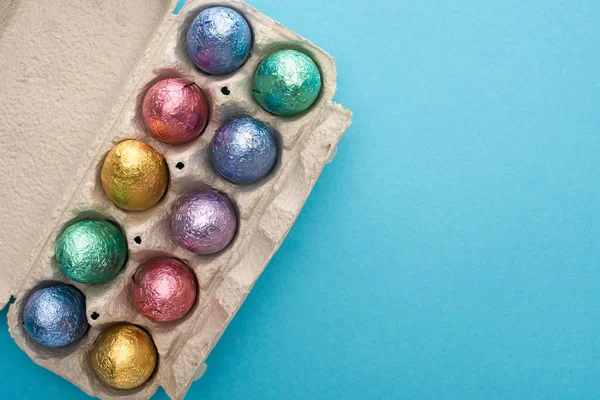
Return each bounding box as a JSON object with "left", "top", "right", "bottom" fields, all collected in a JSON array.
[
  {"left": 253, "top": 50, "right": 322, "bottom": 116},
  {"left": 56, "top": 219, "right": 127, "bottom": 284}
]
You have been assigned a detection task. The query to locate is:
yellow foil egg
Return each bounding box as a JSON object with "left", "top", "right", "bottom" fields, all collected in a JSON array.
[
  {"left": 101, "top": 140, "right": 168, "bottom": 211},
  {"left": 90, "top": 324, "right": 157, "bottom": 390}
]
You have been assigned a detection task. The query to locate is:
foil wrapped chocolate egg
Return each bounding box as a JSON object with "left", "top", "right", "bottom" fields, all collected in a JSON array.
[
  {"left": 253, "top": 49, "right": 322, "bottom": 116},
  {"left": 185, "top": 6, "right": 252, "bottom": 75},
  {"left": 101, "top": 140, "right": 168, "bottom": 211},
  {"left": 170, "top": 189, "right": 237, "bottom": 255},
  {"left": 210, "top": 117, "right": 278, "bottom": 184},
  {"left": 22, "top": 284, "right": 88, "bottom": 348},
  {"left": 130, "top": 257, "right": 197, "bottom": 323},
  {"left": 142, "top": 77, "right": 209, "bottom": 145},
  {"left": 90, "top": 324, "right": 157, "bottom": 390},
  {"left": 56, "top": 219, "right": 127, "bottom": 284}
]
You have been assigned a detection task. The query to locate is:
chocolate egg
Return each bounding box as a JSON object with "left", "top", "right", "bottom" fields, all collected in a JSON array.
[
  {"left": 101, "top": 140, "right": 168, "bottom": 211},
  {"left": 130, "top": 257, "right": 197, "bottom": 323},
  {"left": 170, "top": 189, "right": 237, "bottom": 255},
  {"left": 253, "top": 49, "right": 322, "bottom": 116},
  {"left": 185, "top": 6, "right": 252, "bottom": 75},
  {"left": 56, "top": 219, "right": 127, "bottom": 284},
  {"left": 210, "top": 117, "right": 278, "bottom": 184},
  {"left": 22, "top": 284, "right": 88, "bottom": 348},
  {"left": 142, "top": 77, "right": 209, "bottom": 145},
  {"left": 90, "top": 324, "right": 157, "bottom": 390}
]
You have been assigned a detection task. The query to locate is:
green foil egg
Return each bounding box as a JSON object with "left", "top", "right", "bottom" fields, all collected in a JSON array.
[
  {"left": 56, "top": 219, "right": 127, "bottom": 284},
  {"left": 253, "top": 49, "right": 322, "bottom": 116}
]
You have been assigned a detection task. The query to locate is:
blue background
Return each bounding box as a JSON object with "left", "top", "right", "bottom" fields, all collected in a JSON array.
[{"left": 2, "top": 0, "right": 600, "bottom": 398}]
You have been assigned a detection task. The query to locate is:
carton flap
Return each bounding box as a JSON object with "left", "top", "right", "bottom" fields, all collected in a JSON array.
[{"left": 0, "top": 0, "right": 171, "bottom": 308}]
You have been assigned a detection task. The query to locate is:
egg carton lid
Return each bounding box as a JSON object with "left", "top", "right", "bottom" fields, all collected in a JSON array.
[{"left": 0, "top": 0, "right": 184, "bottom": 308}]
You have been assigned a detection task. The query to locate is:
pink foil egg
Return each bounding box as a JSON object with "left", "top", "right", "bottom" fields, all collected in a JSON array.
[
  {"left": 130, "top": 257, "right": 198, "bottom": 323},
  {"left": 142, "top": 77, "right": 209, "bottom": 145}
]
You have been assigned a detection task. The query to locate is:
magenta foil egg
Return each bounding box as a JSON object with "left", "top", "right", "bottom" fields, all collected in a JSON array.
[
  {"left": 130, "top": 257, "right": 197, "bottom": 323},
  {"left": 142, "top": 77, "right": 209, "bottom": 145},
  {"left": 170, "top": 188, "right": 237, "bottom": 255}
]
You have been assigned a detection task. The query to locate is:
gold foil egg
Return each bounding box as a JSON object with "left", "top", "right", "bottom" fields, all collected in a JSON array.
[
  {"left": 101, "top": 140, "right": 168, "bottom": 211},
  {"left": 90, "top": 324, "right": 157, "bottom": 390}
]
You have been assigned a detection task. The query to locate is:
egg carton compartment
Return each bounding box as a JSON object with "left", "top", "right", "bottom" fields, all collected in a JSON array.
[{"left": 5, "top": 0, "right": 351, "bottom": 399}]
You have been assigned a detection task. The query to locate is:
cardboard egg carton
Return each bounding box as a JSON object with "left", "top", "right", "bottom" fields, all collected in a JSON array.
[{"left": 0, "top": 0, "right": 351, "bottom": 398}]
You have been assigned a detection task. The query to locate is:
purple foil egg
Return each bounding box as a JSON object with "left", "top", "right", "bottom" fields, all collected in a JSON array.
[{"left": 170, "top": 188, "right": 237, "bottom": 255}]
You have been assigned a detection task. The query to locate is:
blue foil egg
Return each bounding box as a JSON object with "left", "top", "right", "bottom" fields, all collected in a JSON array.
[
  {"left": 186, "top": 7, "right": 252, "bottom": 75},
  {"left": 210, "top": 117, "right": 278, "bottom": 184},
  {"left": 23, "top": 284, "right": 88, "bottom": 348}
]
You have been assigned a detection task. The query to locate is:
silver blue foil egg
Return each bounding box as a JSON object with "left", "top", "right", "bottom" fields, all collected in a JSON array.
[
  {"left": 210, "top": 117, "right": 278, "bottom": 184},
  {"left": 22, "top": 284, "right": 88, "bottom": 348},
  {"left": 186, "top": 7, "right": 252, "bottom": 75}
]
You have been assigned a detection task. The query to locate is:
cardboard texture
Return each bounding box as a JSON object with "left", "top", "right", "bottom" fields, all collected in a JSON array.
[{"left": 0, "top": 0, "right": 351, "bottom": 398}]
